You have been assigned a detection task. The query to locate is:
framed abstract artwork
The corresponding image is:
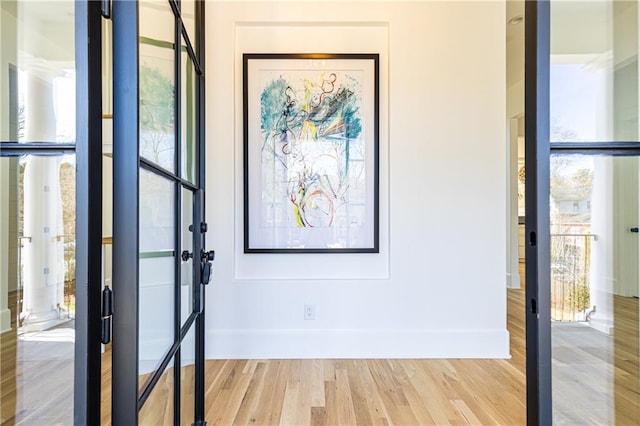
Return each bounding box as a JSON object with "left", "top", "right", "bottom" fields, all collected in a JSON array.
[{"left": 243, "top": 53, "right": 379, "bottom": 253}]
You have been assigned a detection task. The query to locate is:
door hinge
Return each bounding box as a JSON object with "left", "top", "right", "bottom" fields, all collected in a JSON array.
[{"left": 101, "top": 285, "right": 113, "bottom": 344}]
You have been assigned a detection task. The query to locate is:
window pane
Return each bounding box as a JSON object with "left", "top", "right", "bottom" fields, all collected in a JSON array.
[
  {"left": 551, "top": 154, "right": 640, "bottom": 423},
  {"left": 180, "top": 188, "right": 194, "bottom": 325},
  {"left": 139, "top": 1, "right": 176, "bottom": 172},
  {"left": 180, "top": 326, "right": 195, "bottom": 425},
  {"left": 139, "top": 169, "right": 175, "bottom": 391},
  {"left": 181, "top": 0, "right": 196, "bottom": 52},
  {"left": 0, "top": 1, "right": 76, "bottom": 144},
  {"left": 550, "top": 1, "right": 639, "bottom": 143},
  {"left": 181, "top": 43, "right": 197, "bottom": 183},
  {"left": 139, "top": 356, "right": 174, "bottom": 426},
  {"left": 0, "top": 154, "right": 76, "bottom": 423}
]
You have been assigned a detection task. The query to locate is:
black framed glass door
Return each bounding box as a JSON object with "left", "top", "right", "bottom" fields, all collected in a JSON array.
[
  {"left": 526, "top": 0, "right": 640, "bottom": 423},
  {"left": 111, "top": 1, "right": 207, "bottom": 424}
]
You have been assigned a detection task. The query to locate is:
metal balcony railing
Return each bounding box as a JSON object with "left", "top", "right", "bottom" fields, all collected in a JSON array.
[{"left": 550, "top": 232, "right": 597, "bottom": 322}]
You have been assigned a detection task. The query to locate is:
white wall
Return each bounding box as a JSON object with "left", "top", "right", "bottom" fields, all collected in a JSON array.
[
  {"left": 507, "top": 80, "right": 524, "bottom": 120},
  {"left": 0, "top": 159, "right": 11, "bottom": 332},
  {"left": 205, "top": 1, "right": 508, "bottom": 359}
]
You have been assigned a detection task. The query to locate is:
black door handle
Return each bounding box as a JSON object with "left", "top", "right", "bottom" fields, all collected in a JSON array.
[
  {"left": 201, "top": 262, "right": 212, "bottom": 285},
  {"left": 202, "top": 250, "right": 215, "bottom": 262},
  {"left": 200, "top": 250, "right": 215, "bottom": 285},
  {"left": 631, "top": 227, "right": 639, "bottom": 233}
]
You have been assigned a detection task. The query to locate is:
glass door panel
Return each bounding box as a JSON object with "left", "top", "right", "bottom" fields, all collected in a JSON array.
[
  {"left": 551, "top": 153, "right": 640, "bottom": 423},
  {"left": 547, "top": 1, "right": 640, "bottom": 423},
  {"left": 181, "top": 0, "right": 196, "bottom": 47},
  {"left": 550, "top": 1, "right": 639, "bottom": 143},
  {"left": 181, "top": 46, "right": 196, "bottom": 184},
  {"left": 0, "top": 1, "right": 76, "bottom": 145},
  {"left": 139, "top": 356, "right": 175, "bottom": 426},
  {"left": 139, "top": 0, "right": 175, "bottom": 44},
  {"left": 181, "top": 187, "right": 194, "bottom": 325},
  {"left": 180, "top": 326, "right": 196, "bottom": 425},
  {"left": 0, "top": 154, "right": 76, "bottom": 424},
  {"left": 139, "top": 169, "right": 176, "bottom": 390},
  {"left": 139, "top": 1, "right": 176, "bottom": 173}
]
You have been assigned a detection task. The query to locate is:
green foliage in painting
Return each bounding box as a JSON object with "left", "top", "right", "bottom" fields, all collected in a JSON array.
[{"left": 261, "top": 78, "right": 289, "bottom": 134}]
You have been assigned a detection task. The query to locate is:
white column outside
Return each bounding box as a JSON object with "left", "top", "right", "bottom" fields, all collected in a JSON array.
[
  {"left": 20, "top": 72, "right": 65, "bottom": 331},
  {"left": 21, "top": 155, "right": 65, "bottom": 331}
]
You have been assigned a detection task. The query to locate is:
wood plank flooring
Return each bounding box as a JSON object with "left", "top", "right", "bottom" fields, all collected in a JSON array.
[
  {"left": 5, "top": 289, "right": 529, "bottom": 426},
  {"left": 129, "top": 289, "right": 528, "bottom": 426},
  {"left": 198, "top": 355, "right": 526, "bottom": 426},
  {"left": 613, "top": 294, "right": 640, "bottom": 425},
  {"left": 4, "top": 276, "right": 640, "bottom": 425},
  {"left": 94, "top": 290, "right": 527, "bottom": 425},
  {"left": 1, "top": 292, "right": 75, "bottom": 425}
]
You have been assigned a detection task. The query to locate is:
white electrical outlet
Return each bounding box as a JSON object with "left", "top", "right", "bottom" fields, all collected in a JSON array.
[{"left": 304, "top": 304, "right": 316, "bottom": 320}]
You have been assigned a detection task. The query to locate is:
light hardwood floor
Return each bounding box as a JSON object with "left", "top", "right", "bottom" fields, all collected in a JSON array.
[
  {"left": 199, "top": 350, "right": 526, "bottom": 425},
  {"left": 1, "top": 292, "right": 75, "bottom": 425},
  {"left": 3, "top": 288, "right": 530, "bottom": 426},
  {"left": 127, "top": 289, "right": 527, "bottom": 426},
  {"left": 5, "top": 277, "right": 640, "bottom": 425}
]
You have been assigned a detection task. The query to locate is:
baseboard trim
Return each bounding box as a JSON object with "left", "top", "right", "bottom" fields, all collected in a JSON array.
[
  {"left": 0, "top": 308, "right": 11, "bottom": 334},
  {"left": 506, "top": 272, "right": 521, "bottom": 289},
  {"left": 588, "top": 317, "right": 614, "bottom": 335},
  {"left": 205, "top": 328, "right": 510, "bottom": 359}
]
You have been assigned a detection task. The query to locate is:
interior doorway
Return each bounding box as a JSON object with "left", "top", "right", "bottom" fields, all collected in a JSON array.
[{"left": 509, "top": 115, "right": 526, "bottom": 290}]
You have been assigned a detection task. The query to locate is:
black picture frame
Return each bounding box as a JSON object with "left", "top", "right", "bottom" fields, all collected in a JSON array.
[{"left": 243, "top": 53, "right": 379, "bottom": 253}]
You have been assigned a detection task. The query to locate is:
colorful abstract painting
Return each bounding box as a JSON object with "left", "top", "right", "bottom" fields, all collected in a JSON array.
[{"left": 244, "top": 54, "right": 379, "bottom": 252}]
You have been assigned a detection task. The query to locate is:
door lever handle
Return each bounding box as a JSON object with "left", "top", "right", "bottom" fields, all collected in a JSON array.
[
  {"left": 631, "top": 227, "right": 639, "bottom": 233},
  {"left": 202, "top": 250, "right": 215, "bottom": 262},
  {"left": 200, "top": 250, "right": 215, "bottom": 285}
]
